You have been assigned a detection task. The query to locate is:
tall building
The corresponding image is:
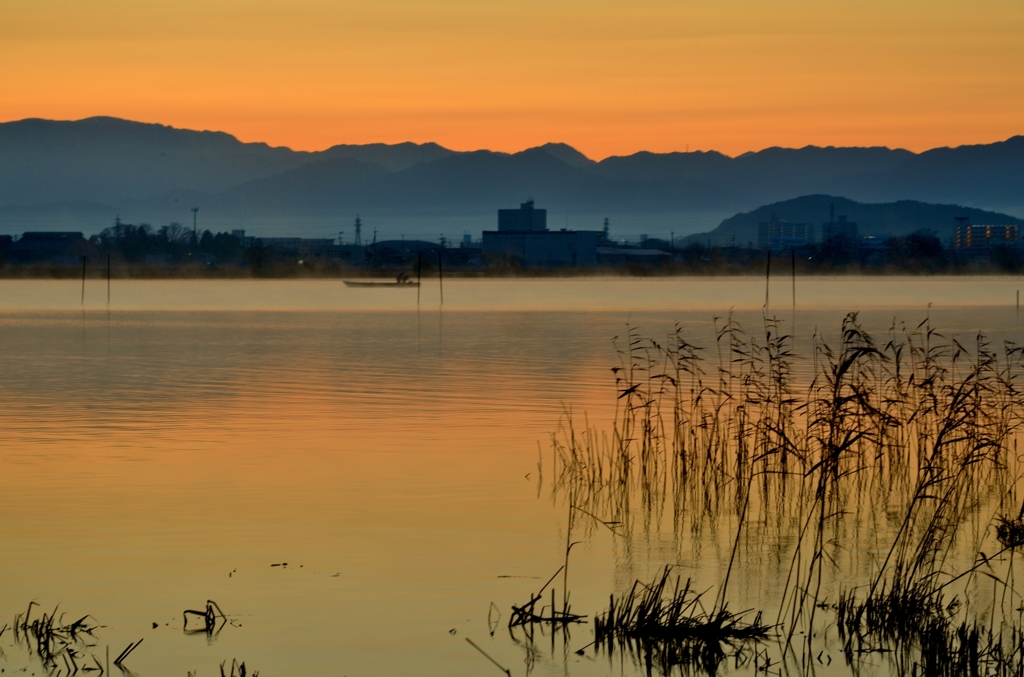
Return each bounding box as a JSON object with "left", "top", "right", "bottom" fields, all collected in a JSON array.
[
  {"left": 954, "top": 223, "right": 1019, "bottom": 249},
  {"left": 483, "top": 200, "right": 600, "bottom": 266},
  {"left": 498, "top": 200, "right": 547, "bottom": 232},
  {"left": 757, "top": 214, "right": 815, "bottom": 250}
]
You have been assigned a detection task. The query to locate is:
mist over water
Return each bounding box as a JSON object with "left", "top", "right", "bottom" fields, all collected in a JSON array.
[{"left": 2, "top": 277, "right": 1023, "bottom": 676}]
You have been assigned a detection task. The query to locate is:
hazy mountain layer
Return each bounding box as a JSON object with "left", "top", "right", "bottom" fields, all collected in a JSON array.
[
  {"left": 690, "top": 195, "right": 1024, "bottom": 246},
  {"left": 0, "top": 117, "right": 1021, "bottom": 238}
]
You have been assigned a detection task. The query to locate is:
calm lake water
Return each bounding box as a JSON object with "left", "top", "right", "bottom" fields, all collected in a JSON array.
[{"left": 1, "top": 276, "right": 1022, "bottom": 676}]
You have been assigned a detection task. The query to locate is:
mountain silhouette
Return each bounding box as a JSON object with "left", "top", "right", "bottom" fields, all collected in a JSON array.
[
  {"left": 0, "top": 117, "right": 1021, "bottom": 237},
  {"left": 692, "top": 195, "right": 1024, "bottom": 246},
  {"left": 319, "top": 141, "right": 454, "bottom": 172},
  {"left": 0, "top": 117, "right": 310, "bottom": 205},
  {"left": 534, "top": 143, "right": 596, "bottom": 169}
]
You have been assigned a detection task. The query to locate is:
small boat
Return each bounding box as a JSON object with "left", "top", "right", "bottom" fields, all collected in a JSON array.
[{"left": 343, "top": 280, "right": 421, "bottom": 288}]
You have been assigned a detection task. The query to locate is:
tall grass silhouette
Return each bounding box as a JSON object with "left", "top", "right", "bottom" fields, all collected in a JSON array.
[{"left": 546, "top": 312, "right": 1024, "bottom": 675}]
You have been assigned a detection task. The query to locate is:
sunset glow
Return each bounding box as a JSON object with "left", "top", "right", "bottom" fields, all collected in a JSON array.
[{"left": 3, "top": 0, "right": 1022, "bottom": 157}]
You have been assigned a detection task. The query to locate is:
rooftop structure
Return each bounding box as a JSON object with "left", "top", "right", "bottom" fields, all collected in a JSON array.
[{"left": 498, "top": 200, "right": 547, "bottom": 232}]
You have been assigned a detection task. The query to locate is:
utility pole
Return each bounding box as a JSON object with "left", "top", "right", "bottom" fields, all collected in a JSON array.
[{"left": 191, "top": 207, "right": 199, "bottom": 237}]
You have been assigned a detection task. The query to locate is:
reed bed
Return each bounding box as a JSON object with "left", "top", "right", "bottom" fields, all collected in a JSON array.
[
  {"left": 220, "top": 658, "right": 258, "bottom": 677},
  {"left": 11, "top": 601, "right": 103, "bottom": 674},
  {"left": 545, "top": 312, "right": 1024, "bottom": 675},
  {"left": 508, "top": 564, "right": 586, "bottom": 633},
  {"left": 595, "top": 566, "right": 770, "bottom": 675}
]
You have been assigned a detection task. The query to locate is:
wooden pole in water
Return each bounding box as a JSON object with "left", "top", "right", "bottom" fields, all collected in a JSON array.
[
  {"left": 764, "top": 250, "right": 771, "bottom": 309},
  {"left": 417, "top": 251, "right": 421, "bottom": 308},
  {"left": 438, "top": 249, "right": 444, "bottom": 307},
  {"left": 106, "top": 253, "right": 111, "bottom": 305},
  {"left": 791, "top": 248, "right": 796, "bottom": 313},
  {"left": 81, "top": 255, "right": 87, "bottom": 305}
]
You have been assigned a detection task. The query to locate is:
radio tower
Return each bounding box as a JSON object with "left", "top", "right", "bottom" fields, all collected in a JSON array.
[
  {"left": 354, "top": 215, "right": 362, "bottom": 246},
  {"left": 191, "top": 207, "right": 199, "bottom": 236}
]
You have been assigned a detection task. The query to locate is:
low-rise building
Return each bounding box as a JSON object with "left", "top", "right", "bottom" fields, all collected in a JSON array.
[
  {"left": 255, "top": 237, "right": 335, "bottom": 259},
  {"left": 859, "top": 234, "right": 893, "bottom": 251},
  {"left": 596, "top": 247, "right": 673, "bottom": 266},
  {"left": 7, "top": 232, "right": 99, "bottom": 265},
  {"left": 231, "top": 229, "right": 256, "bottom": 249},
  {"left": 483, "top": 229, "right": 600, "bottom": 267}
]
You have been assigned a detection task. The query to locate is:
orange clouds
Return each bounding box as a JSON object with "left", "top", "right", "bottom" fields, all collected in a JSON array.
[{"left": 2, "top": 0, "right": 1022, "bottom": 157}]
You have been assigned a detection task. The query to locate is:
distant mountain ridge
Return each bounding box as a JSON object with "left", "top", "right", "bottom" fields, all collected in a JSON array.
[
  {"left": 0, "top": 116, "right": 1021, "bottom": 237},
  {"left": 690, "top": 195, "right": 1024, "bottom": 246}
]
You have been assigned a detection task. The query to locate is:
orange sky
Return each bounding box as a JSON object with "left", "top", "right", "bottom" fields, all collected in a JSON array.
[{"left": 2, "top": 0, "right": 1022, "bottom": 158}]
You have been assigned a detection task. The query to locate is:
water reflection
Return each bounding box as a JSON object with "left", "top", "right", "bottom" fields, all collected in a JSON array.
[{"left": 0, "top": 279, "right": 1023, "bottom": 676}]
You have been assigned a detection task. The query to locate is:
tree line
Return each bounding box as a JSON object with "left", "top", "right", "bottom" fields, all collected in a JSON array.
[
  {"left": 90, "top": 222, "right": 243, "bottom": 264},
  {"left": 670, "top": 231, "right": 1024, "bottom": 274}
]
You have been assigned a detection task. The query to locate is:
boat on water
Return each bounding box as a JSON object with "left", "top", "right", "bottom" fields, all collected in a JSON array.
[{"left": 343, "top": 280, "right": 420, "bottom": 288}]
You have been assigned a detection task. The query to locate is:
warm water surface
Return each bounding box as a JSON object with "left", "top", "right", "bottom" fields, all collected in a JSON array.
[{"left": 2, "top": 277, "right": 1023, "bottom": 676}]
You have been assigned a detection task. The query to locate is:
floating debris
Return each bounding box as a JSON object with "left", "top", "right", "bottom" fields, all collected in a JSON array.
[{"left": 183, "top": 599, "right": 230, "bottom": 635}]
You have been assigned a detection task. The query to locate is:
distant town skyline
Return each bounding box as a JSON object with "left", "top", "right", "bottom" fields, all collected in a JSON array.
[{"left": 3, "top": 0, "right": 1022, "bottom": 158}]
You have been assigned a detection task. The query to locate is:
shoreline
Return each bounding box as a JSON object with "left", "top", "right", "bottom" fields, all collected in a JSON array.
[{"left": 2, "top": 264, "right": 1022, "bottom": 279}]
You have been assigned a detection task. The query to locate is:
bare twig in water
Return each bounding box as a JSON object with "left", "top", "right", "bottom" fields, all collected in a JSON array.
[
  {"left": 114, "top": 638, "right": 143, "bottom": 666},
  {"left": 183, "top": 600, "right": 229, "bottom": 635},
  {"left": 465, "top": 637, "right": 512, "bottom": 676}
]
